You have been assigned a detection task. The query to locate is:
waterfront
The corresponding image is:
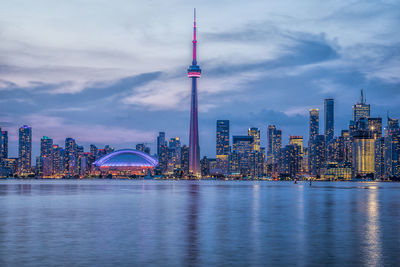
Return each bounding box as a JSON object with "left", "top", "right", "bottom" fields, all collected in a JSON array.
[{"left": 0, "top": 180, "right": 400, "bottom": 266}]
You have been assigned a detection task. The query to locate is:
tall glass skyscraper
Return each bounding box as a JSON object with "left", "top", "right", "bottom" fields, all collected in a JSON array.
[
  {"left": 18, "top": 125, "right": 32, "bottom": 174},
  {"left": 309, "top": 109, "right": 319, "bottom": 141},
  {"left": 0, "top": 128, "right": 8, "bottom": 160},
  {"left": 324, "top": 99, "right": 334, "bottom": 145},
  {"left": 187, "top": 9, "right": 201, "bottom": 177},
  {"left": 353, "top": 89, "right": 370, "bottom": 122},
  {"left": 248, "top": 127, "right": 260, "bottom": 152},
  {"left": 216, "top": 120, "right": 229, "bottom": 155},
  {"left": 267, "top": 125, "right": 282, "bottom": 164}
]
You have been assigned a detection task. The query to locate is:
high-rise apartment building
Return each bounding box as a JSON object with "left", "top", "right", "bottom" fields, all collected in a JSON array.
[{"left": 18, "top": 125, "right": 32, "bottom": 174}]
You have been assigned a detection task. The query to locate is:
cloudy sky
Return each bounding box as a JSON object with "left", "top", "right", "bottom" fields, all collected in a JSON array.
[{"left": 1, "top": 0, "right": 399, "bottom": 159}]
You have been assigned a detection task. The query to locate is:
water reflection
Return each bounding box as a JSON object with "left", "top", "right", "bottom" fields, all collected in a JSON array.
[
  {"left": 364, "top": 185, "right": 382, "bottom": 266},
  {"left": 185, "top": 183, "right": 200, "bottom": 266},
  {"left": 0, "top": 180, "right": 399, "bottom": 266}
]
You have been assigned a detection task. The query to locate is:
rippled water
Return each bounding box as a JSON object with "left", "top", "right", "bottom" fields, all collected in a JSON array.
[{"left": 0, "top": 180, "right": 399, "bottom": 266}]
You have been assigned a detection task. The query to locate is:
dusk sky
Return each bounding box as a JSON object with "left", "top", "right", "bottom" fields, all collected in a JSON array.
[{"left": 1, "top": 0, "right": 399, "bottom": 159}]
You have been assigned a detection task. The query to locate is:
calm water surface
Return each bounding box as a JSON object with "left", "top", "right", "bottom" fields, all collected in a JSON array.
[{"left": 0, "top": 180, "right": 399, "bottom": 266}]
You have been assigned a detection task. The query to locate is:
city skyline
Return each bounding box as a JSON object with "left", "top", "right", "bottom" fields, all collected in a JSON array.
[{"left": 1, "top": 1, "right": 400, "bottom": 159}]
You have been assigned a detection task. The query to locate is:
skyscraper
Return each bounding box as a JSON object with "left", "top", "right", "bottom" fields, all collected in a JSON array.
[
  {"left": 267, "top": 125, "right": 282, "bottom": 164},
  {"left": 353, "top": 89, "right": 370, "bottom": 122},
  {"left": 40, "top": 136, "right": 53, "bottom": 176},
  {"left": 324, "top": 98, "right": 334, "bottom": 145},
  {"left": 0, "top": 128, "right": 8, "bottom": 160},
  {"left": 65, "top": 137, "right": 77, "bottom": 176},
  {"left": 248, "top": 127, "right": 261, "bottom": 152},
  {"left": 216, "top": 120, "right": 229, "bottom": 175},
  {"left": 216, "top": 120, "right": 230, "bottom": 156},
  {"left": 188, "top": 9, "right": 201, "bottom": 177},
  {"left": 309, "top": 109, "right": 319, "bottom": 141},
  {"left": 18, "top": 125, "right": 32, "bottom": 174},
  {"left": 232, "top": 136, "right": 254, "bottom": 176}
]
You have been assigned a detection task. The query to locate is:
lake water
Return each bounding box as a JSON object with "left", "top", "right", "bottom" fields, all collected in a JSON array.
[{"left": 0, "top": 180, "right": 399, "bottom": 266}]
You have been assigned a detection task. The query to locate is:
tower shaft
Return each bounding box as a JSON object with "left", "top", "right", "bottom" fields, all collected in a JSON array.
[{"left": 188, "top": 8, "right": 201, "bottom": 177}]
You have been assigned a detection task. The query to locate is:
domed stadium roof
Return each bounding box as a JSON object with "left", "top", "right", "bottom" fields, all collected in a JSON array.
[{"left": 94, "top": 149, "right": 158, "bottom": 167}]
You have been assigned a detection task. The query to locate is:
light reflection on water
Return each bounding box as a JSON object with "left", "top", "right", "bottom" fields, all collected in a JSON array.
[{"left": 0, "top": 180, "right": 399, "bottom": 266}]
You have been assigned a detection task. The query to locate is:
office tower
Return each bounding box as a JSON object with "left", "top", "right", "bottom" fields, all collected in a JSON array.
[
  {"left": 65, "top": 137, "right": 77, "bottom": 176},
  {"left": 18, "top": 125, "right": 32, "bottom": 174},
  {"left": 232, "top": 136, "right": 254, "bottom": 176},
  {"left": 267, "top": 125, "right": 282, "bottom": 164},
  {"left": 216, "top": 120, "right": 230, "bottom": 155},
  {"left": 188, "top": 9, "right": 201, "bottom": 177},
  {"left": 309, "top": 109, "right": 319, "bottom": 141},
  {"left": 249, "top": 147, "right": 265, "bottom": 177},
  {"left": 352, "top": 129, "right": 375, "bottom": 177},
  {"left": 353, "top": 89, "right": 370, "bottom": 121},
  {"left": 168, "top": 137, "right": 182, "bottom": 173},
  {"left": 279, "top": 144, "right": 301, "bottom": 179},
  {"left": 0, "top": 129, "right": 8, "bottom": 160},
  {"left": 90, "top": 144, "right": 98, "bottom": 160},
  {"left": 136, "top": 143, "right": 145, "bottom": 152},
  {"left": 216, "top": 120, "right": 229, "bottom": 175},
  {"left": 40, "top": 136, "right": 53, "bottom": 176},
  {"left": 309, "top": 134, "right": 325, "bottom": 177},
  {"left": 324, "top": 98, "right": 334, "bottom": 145},
  {"left": 384, "top": 117, "right": 400, "bottom": 179},
  {"left": 181, "top": 145, "right": 190, "bottom": 176},
  {"left": 248, "top": 127, "right": 260, "bottom": 152},
  {"left": 289, "top": 136, "right": 303, "bottom": 153},
  {"left": 374, "top": 137, "right": 385, "bottom": 179},
  {"left": 368, "top": 118, "right": 383, "bottom": 139},
  {"left": 157, "top": 132, "right": 166, "bottom": 155},
  {"left": 200, "top": 156, "right": 210, "bottom": 177},
  {"left": 157, "top": 132, "right": 168, "bottom": 174},
  {"left": 104, "top": 145, "right": 114, "bottom": 155},
  {"left": 52, "top": 145, "right": 64, "bottom": 176}
]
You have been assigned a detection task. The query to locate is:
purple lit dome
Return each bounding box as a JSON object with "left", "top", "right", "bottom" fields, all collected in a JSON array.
[{"left": 94, "top": 149, "right": 158, "bottom": 167}]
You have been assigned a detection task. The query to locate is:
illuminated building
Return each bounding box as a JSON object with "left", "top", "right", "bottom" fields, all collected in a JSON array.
[
  {"left": 368, "top": 118, "right": 382, "bottom": 139},
  {"left": 18, "top": 125, "right": 32, "bottom": 175},
  {"left": 167, "top": 137, "right": 181, "bottom": 173},
  {"left": 65, "top": 137, "right": 77, "bottom": 176},
  {"left": 40, "top": 136, "right": 53, "bottom": 177},
  {"left": 248, "top": 127, "right": 261, "bottom": 152},
  {"left": 267, "top": 125, "right": 282, "bottom": 164},
  {"left": 216, "top": 120, "right": 230, "bottom": 175},
  {"left": 216, "top": 120, "right": 230, "bottom": 155},
  {"left": 353, "top": 89, "right": 370, "bottom": 121},
  {"left": 279, "top": 144, "right": 301, "bottom": 179},
  {"left": 156, "top": 132, "right": 168, "bottom": 174},
  {"left": 322, "top": 162, "right": 352, "bottom": 180},
  {"left": 289, "top": 136, "right": 303, "bottom": 153},
  {"left": 249, "top": 148, "right": 265, "bottom": 177},
  {"left": 52, "top": 145, "right": 64, "bottom": 176},
  {"left": 0, "top": 158, "right": 17, "bottom": 177},
  {"left": 93, "top": 149, "right": 158, "bottom": 177},
  {"left": 188, "top": 9, "right": 201, "bottom": 177},
  {"left": 0, "top": 128, "right": 8, "bottom": 160},
  {"left": 374, "top": 137, "right": 385, "bottom": 179},
  {"left": 309, "top": 109, "right": 319, "bottom": 140},
  {"left": 181, "top": 145, "right": 189, "bottom": 175},
  {"left": 384, "top": 117, "right": 400, "bottom": 179},
  {"left": 232, "top": 135, "right": 254, "bottom": 177},
  {"left": 90, "top": 144, "right": 98, "bottom": 160},
  {"left": 352, "top": 130, "right": 375, "bottom": 178},
  {"left": 309, "top": 134, "right": 325, "bottom": 177},
  {"left": 324, "top": 98, "right": 334, "bottom": 145}
]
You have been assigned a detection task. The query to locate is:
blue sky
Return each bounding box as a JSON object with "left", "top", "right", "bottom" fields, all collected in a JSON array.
[{"left": 1, "top": 0, "right": 399, "bottom": 159}]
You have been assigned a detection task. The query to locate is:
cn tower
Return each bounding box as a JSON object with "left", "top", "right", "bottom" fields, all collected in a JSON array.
[{"left": 188, "top": 8, "right": 201, "bottom": 177}]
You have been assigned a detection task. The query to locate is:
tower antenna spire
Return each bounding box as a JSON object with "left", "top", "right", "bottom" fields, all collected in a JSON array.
[{"left": 361, "top": 89, "right": 364, "bottom": 104}]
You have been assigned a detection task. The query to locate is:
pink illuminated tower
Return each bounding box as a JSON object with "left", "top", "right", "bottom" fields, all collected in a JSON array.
[{"left": 188, "top": 8, "right": 201, "bottom": 177}]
